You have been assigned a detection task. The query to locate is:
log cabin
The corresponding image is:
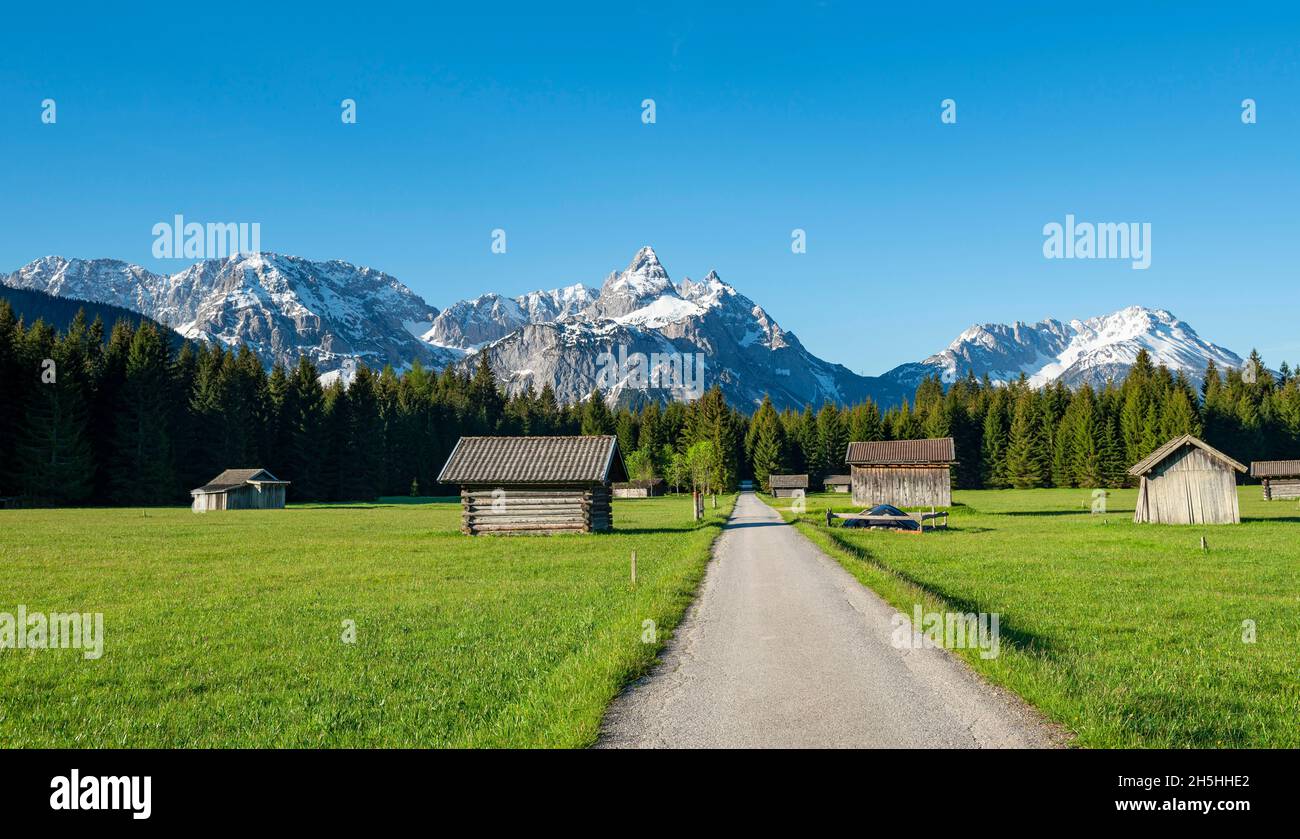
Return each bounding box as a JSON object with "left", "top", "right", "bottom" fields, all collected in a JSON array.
[
  {"left": 844, "top": 438, "right": 956, "bottom": 508},
  {"left": 1249, "top": 460, "right": 1300, "bottom": 500},
  {"left": 437, "top": 435, "right": 627, "bottom": 535},
  {"left": 823, "top": 475, "right": 851, "bottom": 493},
  {"left": 191, "top": 469, "right": 289, "bottom": 512},
  {"left": 1130, "top": 434, "right": 1246, "bottom": 524},
  {"left": 768, "top": 474, "right": 809, "bottom": 498}
]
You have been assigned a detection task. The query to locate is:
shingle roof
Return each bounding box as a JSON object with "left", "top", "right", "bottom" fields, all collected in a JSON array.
[
  {"left": 193, "top": 468, "right": 287, "bottom": 493},
  {"left": 823, "top": 474, "right": 851, "bottom": 485},
  {"left": 437, "top": 436, "right": 627, "bottom": 485},
  {"left": 1250, "top": 460, "right": 1300, "bottom": 478},
  {"left": 768, "top": 474, "right": 809, "bottom": 488},
  {"left": 845, "top": 438, "right": 956, "bottom": 465},
  {"left": 1128, "top": 434, "right": 1247, "bottom": 476}
]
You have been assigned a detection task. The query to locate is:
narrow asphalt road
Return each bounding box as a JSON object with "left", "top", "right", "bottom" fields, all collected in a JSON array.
[{"left": 598, "top": 492, "right": 1059, "bottom": 748}]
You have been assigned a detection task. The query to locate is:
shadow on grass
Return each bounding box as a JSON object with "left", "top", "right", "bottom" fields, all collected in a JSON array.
[
  {"left": 820, "top": 526, "right": 1056, "bottom": 659},
  {"left": 998, "top": 509, "right": 1133, "bottom": 517},
  {"left": 613, "top": 521, "right": 729, "bottom": 536}
]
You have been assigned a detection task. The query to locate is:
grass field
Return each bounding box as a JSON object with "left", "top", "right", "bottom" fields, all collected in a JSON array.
[
  {"left": 768, "top": 487, "right": 1300, "bottom": 748},
  {"left": 0, "top": 495, "right": 734, "bottom": 748}
]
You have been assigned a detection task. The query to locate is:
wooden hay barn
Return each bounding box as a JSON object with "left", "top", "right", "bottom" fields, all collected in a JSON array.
[
  {"left": 1129, "top": 434, "right": 1246, "bottom": 525},
  {"left": 845, "top": 438, "right": 956, "bottom": 508},
  {"left": 768, "top": 474, "right": 808, "bottom": 497},
  {"left": 191, "top": 468, "right": 289, "bottom": 512},
  {"left": 612, "top": 478, "right": 665, "bottom": 498},
  {"left": 1250, "top": 460, "right": 1300, "bottom": 501},
  {"left": 823, "top": 474, "right": 851, "bottom": 493},
  {"left": 437, "top": 435, "right": 627, "bottom": 535}
]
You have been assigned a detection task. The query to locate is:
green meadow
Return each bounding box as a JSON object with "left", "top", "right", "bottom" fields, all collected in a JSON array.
[
  {"left": 770, "top": 487, "right": 1300, "bottom": 748},
  {"left": 0, "top": 495, "right": 734, "bottom": 748}
]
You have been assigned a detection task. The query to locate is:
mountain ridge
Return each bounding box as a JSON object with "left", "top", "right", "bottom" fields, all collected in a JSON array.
[{"left": 4, "top": 248, "right": 1249, "bottom": 410}]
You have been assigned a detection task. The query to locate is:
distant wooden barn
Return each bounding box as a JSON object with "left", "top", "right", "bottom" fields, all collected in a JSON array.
[
  {"left": 612, "top": 478, "right": 665, "bottom": 498},
  {"left": 191, "top": 469, "right": 289, "bottom": 512},
  {"left": 823, "top": 475, "right": 851, "bottom": 493},
  {"left": 1250, "top": 460, "right": 1300, "bottom": 501},
  {"left": 1130, "top": 435, "right": 1246, "bottom": 525},
  {"left": 768, "top": 474, "right": 809, "bottom": 498},
  {"left": 437, "top": 435, "right": 627, "bottom": 535},
  {"left": 845, "top": 438, "right": 956, "bottom": 508}
]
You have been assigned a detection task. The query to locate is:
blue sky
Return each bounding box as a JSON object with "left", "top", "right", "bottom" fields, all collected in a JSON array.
[{"left": 1, "top": 2, "right": 1296, "bottom": 373}]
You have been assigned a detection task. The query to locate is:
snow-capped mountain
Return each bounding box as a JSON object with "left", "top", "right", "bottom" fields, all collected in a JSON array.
[
  {"left": 422, "top": 284, "right": 596, "bottom": 349},
  {"left": 4, "top": 254, "right": 461, "bottom": 375},
  {"left": 457, "top": 247, "right": 894, "bottom": 408},
  {"left": 4, "top": 249, "right": 1248, "bottom": 410},
  {"left": 880, "top": 306, "right": 1243, "bottom": 392}
]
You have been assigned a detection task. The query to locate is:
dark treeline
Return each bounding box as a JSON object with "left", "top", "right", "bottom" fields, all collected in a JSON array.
[{"left": 2, "top": 300, "right": 1298, "bottom": 505}]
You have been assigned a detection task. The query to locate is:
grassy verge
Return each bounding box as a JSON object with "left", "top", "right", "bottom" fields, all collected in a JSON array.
[
  {"left": 0, "top": 494, "right": 735, "bottom": 748},
  {"left": 763, "top": 488, "right": 1300, "bottom": 748}
]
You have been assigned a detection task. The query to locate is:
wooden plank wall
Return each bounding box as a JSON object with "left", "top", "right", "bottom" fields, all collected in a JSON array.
[
  {"left": 1133, "top": 446, "right": 1240, "bottom": 524},
  {"left": 192, "top": 492, "right": 226, "bottom": 512},
  {"left": 226, "top": 484, "right": 287, "bottom": 510},
  {"left": 1263, "top": 478, "right": 1300, "bottom": 500},
  {"left": 851, "top": 466, "right": 952, "bottom": 508},
  {"left": 461, "top": 484, "right": 612, "bottom": 534}
]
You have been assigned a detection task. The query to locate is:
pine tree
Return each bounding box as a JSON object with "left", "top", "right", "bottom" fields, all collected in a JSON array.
[
  {"left": 1005, "top": 390, "right": 1046, "bottom": 489},
  {"left": 14, "top": 324, "right": 94, "bottom": 504},
  {"left": 111, "top": 322, "right": 176, "bottom": 504},
  {"left": 750, "top": 396, "right": 787, "bottom": 490},
  {"left": 981, "top": 391, "right": 1009, "bottom": 487},
  {"left": 816, "top": 403, "right": 848, "bottom": 480},
  {"left": 580, "top": 389, "right": 615, "bottom": 435},
  {"left": 341, "top": 365, "right": 383, "bottom": 500}
]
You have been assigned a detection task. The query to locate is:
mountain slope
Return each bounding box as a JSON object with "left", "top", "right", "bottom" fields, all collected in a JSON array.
[
  {"left": 462, "top": 247, "right": 901, "bottom": 409},
  {"left": 5, "top": 250, "right": 1248, "bottom": 411},
  {"left": 5, "top": 254, "right": 462, "bottom": 375},
  {"left": 880, "top": 306, "right": 1243, "bottom": 392},
  {"left": 0, "top": 284, "right": 179, "bottom": 345}
]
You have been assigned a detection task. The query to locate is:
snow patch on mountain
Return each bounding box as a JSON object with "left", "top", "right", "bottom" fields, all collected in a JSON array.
[{"left": 882, "top": 305, "right": 1243, "bottom": 391}]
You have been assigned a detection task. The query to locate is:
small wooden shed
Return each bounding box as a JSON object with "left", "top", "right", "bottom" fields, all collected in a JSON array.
[
  {"left": 191, "top": 468, "right": 289, "bottom": 512},
  {"left": 768, "top": 474, "right": 809, "bottom": 497},
  {"left": 845, "top": 438, "right": 956, "bottom": 508},
  {"left": 437, "top": 435, "right": 627, "bottom": 535},
  {"left": 1130, "top": 435, "right": 1246, "bottom": 525},
  {"left": 823, "top": 475, "right": 851, "bottom": 493},
  {"left": 1249, "top": 460, "right": 1300, "bottom": 500},
  {"left": 612, "top": 478, "right": 665, "bottom": 498}
]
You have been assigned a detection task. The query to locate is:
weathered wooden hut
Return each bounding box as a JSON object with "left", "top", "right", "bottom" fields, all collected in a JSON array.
[
  {"left": 845, "top": 438, "right": 956, "bottom": 508},
  {"left": 823, "top": 475, "right": 851, "bottom": 493},
  {"left": 768, "top": 474, "right": 809, "bottom": 498},
  {"left": 437, "top": 435, "right": 627, "bottom": 535},
  {"left": 191, "top": 469, "right": 289, "bottom": 512},
  {"left": 1249, "top": 460, "right": 1300, "bottom": 500},
  {"left": 612, "top": 478, "right": 665, "bottom": 498},
  {"left": 1129, "top": 434, "right": 1246, "bottom": 524}
]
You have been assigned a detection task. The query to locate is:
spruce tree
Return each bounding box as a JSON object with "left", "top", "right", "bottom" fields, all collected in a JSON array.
[
  {"left": 111, "top": 322, "right": 176, "bottom": 504},
  {"left": 1004, "top": 389, "right": 1048, "bottom": 489}
]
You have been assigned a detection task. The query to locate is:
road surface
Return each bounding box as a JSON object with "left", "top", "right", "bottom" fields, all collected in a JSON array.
[{"left": 598, "top": 492, "right": 1060, "bottom": 748}]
